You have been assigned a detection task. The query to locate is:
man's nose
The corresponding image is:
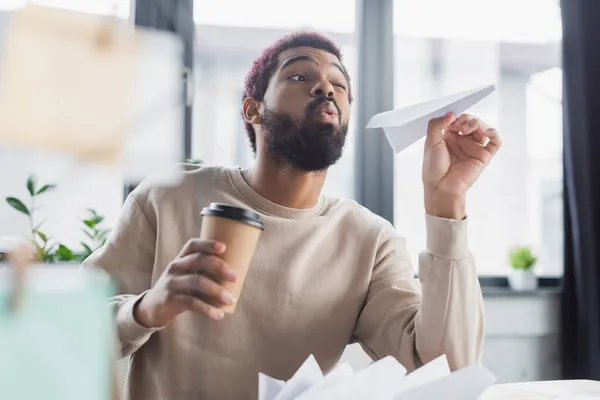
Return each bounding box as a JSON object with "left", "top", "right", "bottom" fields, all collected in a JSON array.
[{"left": 311, "top": 79, "right": 334, "bottom": 98}]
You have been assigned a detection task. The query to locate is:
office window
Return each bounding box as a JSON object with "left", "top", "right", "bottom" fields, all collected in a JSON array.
[
  {"left": 393, "top": 0, "right": 563, "bottom": 275},
  {"left": 193, "top": 0, "right": 357, "bottom": 199}
]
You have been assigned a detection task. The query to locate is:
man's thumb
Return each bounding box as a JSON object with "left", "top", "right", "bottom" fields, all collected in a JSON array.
[{"left": 425, "top": 112, "right": 455, "bottom": 147}]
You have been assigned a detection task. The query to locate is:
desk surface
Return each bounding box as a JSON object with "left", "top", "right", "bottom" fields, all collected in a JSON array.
[{"left": 481, "top": 380, "right": 600, "bottom": 399}]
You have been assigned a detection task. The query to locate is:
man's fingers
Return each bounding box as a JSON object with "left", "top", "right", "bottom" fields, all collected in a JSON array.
[
  {"left": 478, "top": 128, "right": 502, "bottom": 155},
  {"left": 449, "top": 115, "right": 500, "bottom": 150},
  {"left": 444, "top": 114, "right": 501, "bottom": 159},
  {"left": 169, "top": 274, "right": 236, "bottom": 306},
  {"left": 170, "top": 253, "right": 236, "bottom": 282},
  {"left": 425, "top": 112, "right": 456, "bottom": 148},
  {"left": 470, "top": 130, "right": 489, "bottom": 146},
  {"left": 455, "top": 135, "right": 491, "bottom": 164},
  {"left": 172, "top": 294, "right": 226, "bottom": 321},
  {"left": 448, "top": 113, "right": 470, "bottom": 131},
  {"left": 444, "top": 131, "right": 470, "bottom": 160},
  {"left": 178, "top": 238, "right": 226, "bottom": 258},
  {"left": 459, "top": 118, "right": 480, "bottom": 135}
]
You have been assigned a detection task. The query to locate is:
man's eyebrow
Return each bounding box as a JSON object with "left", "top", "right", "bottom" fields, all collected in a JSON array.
[
  {"left": 280, "top": 55, "right": 350, "bottom": 83},
  {"left": 331, "top": 62, "right": 350, "bottom": 83},
  {"left": 279, "top": 55, "right": 316, "bottom": 70}
]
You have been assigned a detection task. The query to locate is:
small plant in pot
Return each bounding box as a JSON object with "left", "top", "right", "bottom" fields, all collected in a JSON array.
[
  {"left": 508, "top": 246, "right": 538, "bottom": 291},
  {"left": 4, "top": 175, "right": 110, "bottom": 263}
]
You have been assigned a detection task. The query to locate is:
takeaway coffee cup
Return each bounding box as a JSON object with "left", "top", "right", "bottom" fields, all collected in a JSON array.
[{"left": 200, "top": 203, "right": 264, "bottom": 313}]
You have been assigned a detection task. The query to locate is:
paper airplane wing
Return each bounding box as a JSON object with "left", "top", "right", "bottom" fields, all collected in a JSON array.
[{"left": 366, "top": 84, "right": 495, "bottom": 153}]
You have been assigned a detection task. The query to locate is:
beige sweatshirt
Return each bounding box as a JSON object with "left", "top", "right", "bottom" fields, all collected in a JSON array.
[{"left": 82, "top": 165, "right": 484, "bottom": 400}]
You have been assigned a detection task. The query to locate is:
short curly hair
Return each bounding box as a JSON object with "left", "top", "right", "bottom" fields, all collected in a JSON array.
[{"left": 242, "top": 31, "right": 353, "bottom": 154}]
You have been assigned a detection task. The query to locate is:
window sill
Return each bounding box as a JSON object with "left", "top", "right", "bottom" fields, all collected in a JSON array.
[
  {"left": 481, "top": 286, "right": 562, "bottom": 297},
  {"left": 479, "top": 276, "right": 562, "bottom": 297}
]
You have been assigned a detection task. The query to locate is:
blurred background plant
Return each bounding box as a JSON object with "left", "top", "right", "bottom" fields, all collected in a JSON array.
[
  {"left": 80, "top": 208, "right": 111, "bottom": 260},
  {"left": 509, "top": 246, "right": 538, "bottom": 271},
  {"left": 5, "top": 175, "right": 110, "bottom": 262}
]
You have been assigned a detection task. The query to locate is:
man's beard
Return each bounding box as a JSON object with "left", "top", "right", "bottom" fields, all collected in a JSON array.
[{"left": 261, "top": 96, "right": 349, "bottom": 172}]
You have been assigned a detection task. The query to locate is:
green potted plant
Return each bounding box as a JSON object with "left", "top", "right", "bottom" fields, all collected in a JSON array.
[
  {"left": 508, "top": 246, "right": 538, "bottom": 291},
  {"left": 4, "top": 175, "right": 110, "bottom": 263}
]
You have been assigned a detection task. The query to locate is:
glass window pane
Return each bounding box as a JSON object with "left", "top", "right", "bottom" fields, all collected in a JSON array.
[
  {"left": 194, "top": 0, "right": 355, "bottom": 33},
  {"left": 393, "top": 0, "right": 563, "bottom": 276},
  {"left": 193, "top": 0, "right": 357, "bottom": 199}
]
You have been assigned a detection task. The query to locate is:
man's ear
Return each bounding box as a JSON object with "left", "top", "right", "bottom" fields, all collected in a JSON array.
[{"left": 242, "top": 97, "right": 262, "bottom": 125}]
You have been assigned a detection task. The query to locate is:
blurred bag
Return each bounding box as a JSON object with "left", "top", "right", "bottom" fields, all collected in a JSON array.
[{"left": 0, "top": 264, "right": 115, "bottom": 400}]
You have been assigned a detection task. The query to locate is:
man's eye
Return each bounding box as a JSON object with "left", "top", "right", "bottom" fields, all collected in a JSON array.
[
  {"left": 289, "top": 75, "right": 306, "bottom": 82},
  {"left": 334, "top": 83, "right": 347, "bottom": 90}
]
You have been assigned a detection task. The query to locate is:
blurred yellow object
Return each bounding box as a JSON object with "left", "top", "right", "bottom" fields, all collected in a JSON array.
[{"left": 0, "top": 5, "right": 138, "bottom": 163}]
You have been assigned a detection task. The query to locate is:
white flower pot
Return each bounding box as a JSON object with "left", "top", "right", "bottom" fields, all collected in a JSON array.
[{"left": 508, "top": 269, "right": 538, "bottom": 291}]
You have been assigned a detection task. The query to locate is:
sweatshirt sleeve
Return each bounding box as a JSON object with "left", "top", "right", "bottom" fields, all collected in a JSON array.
[
  {"left": 81, "top": 193, "right": 162, "bottom": 357},
  {"left": 352, "top": 215, "right": 484, "bottom": 371}
]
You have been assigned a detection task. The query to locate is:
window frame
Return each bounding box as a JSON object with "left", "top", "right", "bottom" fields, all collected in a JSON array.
[{"left": 139, "top": 0, "right": 562, "bottom": 285}]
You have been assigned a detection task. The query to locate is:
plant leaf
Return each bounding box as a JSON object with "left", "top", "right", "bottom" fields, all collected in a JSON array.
[
  {"left": 98, "top": 229, "right": 111, "bottom": 242},
  {"left": 35, "top": 230, "right": 48, "bottom": 243},
  {"left": 93, "top": 216, "right": 104, "bottom": 225},
  {"left": 6, "top": 197, "right": 29, "bottom": 215},
  {"left": 37, "top": 184, "right": 56, "bottom": 195},
  {"left": 83, "top": 219, "right": 95, "bottom": 229},
  {"left": 80, "top": 242, "right": 93, "bottom": 254},
  {"left": 33, "top": 220, "right": 47, "bottom": 231},
  {"left": 509, "top": 246, "right": 537, "bottom": 271},
  {"left": 43, "top": 252, "right": 55, "bottom": 263},
  {"left": 54, "top": 244, "right": 75, "bottom": 261},
  {"left": 37, "top": 247, "right": 47, "bottom": 262},
  {"left": 26, "top": 175, "right": 37, "bottom": 196},
  {"left": 83, "top": 230, "right": 95, "bottom": 240}
]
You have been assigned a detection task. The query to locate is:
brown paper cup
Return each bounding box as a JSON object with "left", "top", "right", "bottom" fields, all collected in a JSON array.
[{"left": 200, "top": 203, "right": 264, "bottom": 313}]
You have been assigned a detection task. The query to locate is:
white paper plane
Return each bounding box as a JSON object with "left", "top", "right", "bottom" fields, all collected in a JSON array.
[{"left": 366, "top": 84, "right": 496, "bottom": 153}]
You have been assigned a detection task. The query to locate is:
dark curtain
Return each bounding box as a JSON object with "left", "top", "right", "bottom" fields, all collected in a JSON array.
[{"left": 561, "top": 0, "right": 600, "bottom": 379}]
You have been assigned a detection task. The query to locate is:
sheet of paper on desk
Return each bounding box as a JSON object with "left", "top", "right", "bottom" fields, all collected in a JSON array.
[
  {"left": 366, "top": 84, "right": 495, "bottom": 153},
  {"left": 0, "top": 5, "right": 183, "bottom": 181},
  {"left": 394, "top": 363, "right": 496, "bottom": 400},
  {"left": 296, "top": 356, "right": 407, "bottom": 400},
  {"left": 0, "top": 265, "right": 114, "bottom": 400},
  {"left": 259, "top": 373, "right": 285, "bottom": 400},
  {"left": 393, "top": 354, "right": 450, "bottom": 393},
  {"left": 272, "top": 355, "right": 324, "bottom": 400},
  {"left": 295, "top": 362, "right": 353, "bottom": 400},
  {"left": 481, "top": 380, "right": 600, "bottom": 399},
  {"left": 259, "top": 353, "right": 495, "bottom": 400}
]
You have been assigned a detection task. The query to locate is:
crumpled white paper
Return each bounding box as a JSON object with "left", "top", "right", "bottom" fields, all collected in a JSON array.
[{"left": 259, "top": 354, "right": 496, "bottom": 400}]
